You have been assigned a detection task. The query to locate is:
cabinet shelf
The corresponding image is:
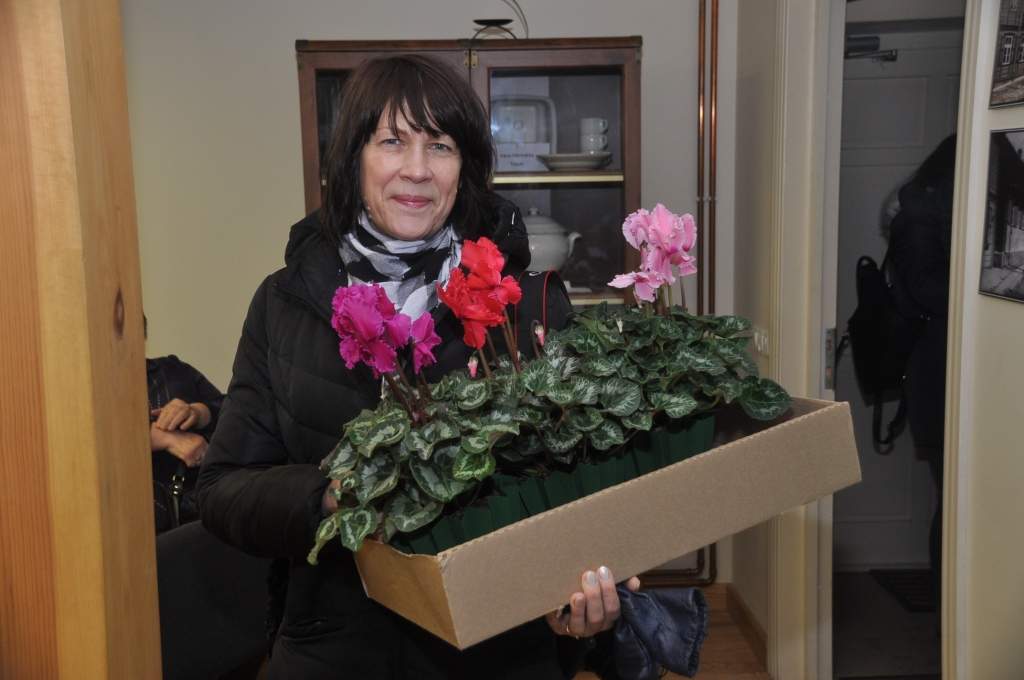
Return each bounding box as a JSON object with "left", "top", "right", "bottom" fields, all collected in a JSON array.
[{"left": 492, "top": 171, "right": 625, "bottom": 185}]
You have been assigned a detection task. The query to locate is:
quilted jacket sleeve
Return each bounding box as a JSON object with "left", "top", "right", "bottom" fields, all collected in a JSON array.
[{"left": 197, "top": 278, "right": 330, "bottom": 560}]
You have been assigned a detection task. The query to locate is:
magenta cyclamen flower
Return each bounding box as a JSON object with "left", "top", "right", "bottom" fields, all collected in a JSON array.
[
  {"left": 330, "top": 284, "right": 411, "bottom": 377},
  {"left": 410, "top": 313, "right": 441, "bottom": 374}
]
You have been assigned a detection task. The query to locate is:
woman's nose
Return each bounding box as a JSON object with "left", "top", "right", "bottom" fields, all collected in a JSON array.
[{"left": 400, "top": 146, "right": 432, "bottom": 182}]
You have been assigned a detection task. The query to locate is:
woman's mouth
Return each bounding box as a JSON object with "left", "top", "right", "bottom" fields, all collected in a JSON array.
[{"left": 393, "top": 195, "right": 432, "bottom": 209}]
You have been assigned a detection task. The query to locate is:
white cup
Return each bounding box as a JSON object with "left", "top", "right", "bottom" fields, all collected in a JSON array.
[
  {"left": 580, "top": 117, "right": 608, "bottom": 135},
  {"left": 580, "top": 133, "right": 608, "bottom": 153}
]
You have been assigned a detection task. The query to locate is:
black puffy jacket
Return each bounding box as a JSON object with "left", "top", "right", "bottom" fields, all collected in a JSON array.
[{"left": 197, "top": 201, "right": 580, "bottom": 676}]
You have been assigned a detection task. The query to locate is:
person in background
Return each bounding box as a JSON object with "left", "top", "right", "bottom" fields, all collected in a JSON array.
[
  {"left": 887, "top": 134, "right": 956, "bottom": 606},
  {"left": 146, "top": 316, "right": 225, "bottom": 533},
  {"left": 197, "top": 55, "right": 638, "bottom": 679}
]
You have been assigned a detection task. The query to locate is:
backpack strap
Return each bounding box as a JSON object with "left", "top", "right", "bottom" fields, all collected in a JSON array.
[{"left": 872, "top": 388, "right": 908, "bottom": 454}]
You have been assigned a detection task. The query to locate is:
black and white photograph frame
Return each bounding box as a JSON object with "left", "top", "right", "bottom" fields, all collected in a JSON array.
[
  {"left": 980, "top": 129, "right": 1024, "bottom": 302},
  {"left": 991, "top": 0, "right": 1024, "bottom": 108}
]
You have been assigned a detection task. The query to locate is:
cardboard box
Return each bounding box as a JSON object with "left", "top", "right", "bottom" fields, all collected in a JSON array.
[{"left": 354, "top": 398, "right": 861, "bottom": 649}]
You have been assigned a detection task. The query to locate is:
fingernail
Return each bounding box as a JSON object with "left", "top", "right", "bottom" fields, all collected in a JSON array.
[
  {"left": 598, "top": 566, "right": 612, "bottom": 582},
  {"left": 584, "top": 571, "right": 598, "bottom": 586}
]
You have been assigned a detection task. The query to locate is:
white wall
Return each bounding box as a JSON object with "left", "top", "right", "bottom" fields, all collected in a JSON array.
[
  {"left": 947, "top": 0, "right": 1024, "bottom": 676},
  {"left": 121, "top": 0, "right": 728, "bottom": 388}
]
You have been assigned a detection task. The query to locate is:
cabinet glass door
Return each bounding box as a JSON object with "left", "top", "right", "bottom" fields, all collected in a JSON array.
[{"left": 473, "top": 47, "right": 640, "bottom": 302}]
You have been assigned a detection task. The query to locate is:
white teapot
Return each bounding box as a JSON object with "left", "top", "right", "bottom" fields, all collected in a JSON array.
[{"left": 522, "top": 207, "right": 581, "bottom": 272}]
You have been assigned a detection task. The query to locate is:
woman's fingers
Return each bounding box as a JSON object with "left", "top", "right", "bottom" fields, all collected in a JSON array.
[
  {"left": 626, "top": 576, "right": 641, "bottom": 592},
  {"left": 597, "top": 566, "right": 620, "bottom": 630},
  {"left": 567, "top": 592, "right": 587, "bottom": 637},
  {"left": 581, "top": 570, "right": 605, "bottom": 634}
]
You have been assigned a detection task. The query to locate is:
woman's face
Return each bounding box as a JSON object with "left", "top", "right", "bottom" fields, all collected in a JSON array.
[{"left": 360, "top": 108, "right": 462, "bottom": 241}]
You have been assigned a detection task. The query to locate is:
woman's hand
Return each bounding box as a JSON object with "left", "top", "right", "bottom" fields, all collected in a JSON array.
[
  {"left": 545, "top": 566, "right": 641, "bottom": 639},
  {"left": 322, "top": 479, "right": 341, "bottom": 516},
  {"left": 151, "top": 398, "right": 211, "bottom": 431}
]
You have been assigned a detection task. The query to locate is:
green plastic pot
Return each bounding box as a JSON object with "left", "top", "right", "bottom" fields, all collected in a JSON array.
[{"left": 542, "top": 470, "right": 578, "bottom": 508}]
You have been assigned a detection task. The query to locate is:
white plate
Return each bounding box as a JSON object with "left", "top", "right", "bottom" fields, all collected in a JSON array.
[{"left": 538, "top": 152, "right": 612, "bottom": 171}]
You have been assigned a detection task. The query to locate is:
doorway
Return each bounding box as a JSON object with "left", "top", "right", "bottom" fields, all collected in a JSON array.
[{"left": 832, "top": 16, "right": 964, "bottom": 680}]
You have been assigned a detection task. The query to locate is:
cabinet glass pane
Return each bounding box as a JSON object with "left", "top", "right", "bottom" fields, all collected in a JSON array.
[
  {"left": 316, "top": 71, "right": 350, "bottom": 181},
  {"left": 497, "top": 184, "right": 624, "bottom": 296},
  {"left": 490, "top": 68, "right": 623, "bottom": 174}
]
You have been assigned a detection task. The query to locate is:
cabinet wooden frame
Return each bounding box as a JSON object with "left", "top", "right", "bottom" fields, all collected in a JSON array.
[{"left": 295, "top": 37, "right": 643, "bottom": 296}]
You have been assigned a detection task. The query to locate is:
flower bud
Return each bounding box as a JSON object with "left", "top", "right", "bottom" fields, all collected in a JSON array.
[
  {"left": 533, "top": 324, "right": 546, "bottom": 346},
  {"left": 467, "top": 355, "right": 479, "bottom": 378}
]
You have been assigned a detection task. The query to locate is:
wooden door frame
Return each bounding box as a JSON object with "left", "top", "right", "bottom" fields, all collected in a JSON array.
[{"left": 1, "top": 0, "right": 160, "bottom": 676}]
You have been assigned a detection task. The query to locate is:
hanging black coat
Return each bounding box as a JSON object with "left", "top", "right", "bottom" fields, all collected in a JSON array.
[{"left": 197, "top": 202, "right": 580, "bottom": 678}]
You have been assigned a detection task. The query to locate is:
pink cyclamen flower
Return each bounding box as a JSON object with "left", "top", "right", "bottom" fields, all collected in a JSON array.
[
  {"left": 467, "top": 355, "right": 479, "bottom": 378},
  {"left": 608, "top": 269, "right": 669, "bottom": 303},
  {"left": 330, "top": 284, "right": 412, "bottom": 377},
  {"left": 643, "top": 204, "right": 697, "bottom": 284},
  {"left": 622, "top": 208, "right": 652, "bottom": 250},
  {"left": 410, "top": 313, "right": 441, "bottom": 374}
]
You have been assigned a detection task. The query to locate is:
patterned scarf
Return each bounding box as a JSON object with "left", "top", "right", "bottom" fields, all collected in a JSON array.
[{"left": 339, "top": 212, "right": 461, "bottom": 320}]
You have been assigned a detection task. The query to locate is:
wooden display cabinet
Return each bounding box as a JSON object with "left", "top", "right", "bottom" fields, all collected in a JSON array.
[{"left": 296, "top": 37, "right": 641, "bottom": 302}]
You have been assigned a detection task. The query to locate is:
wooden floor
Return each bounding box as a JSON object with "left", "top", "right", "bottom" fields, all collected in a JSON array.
[{"left": 575, "top": 584, "right": 770, "bottom": 680}]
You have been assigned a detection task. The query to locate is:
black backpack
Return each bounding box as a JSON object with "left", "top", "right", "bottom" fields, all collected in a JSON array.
[{"left": 839, "top": 252, "right": 924, "bottom": 453}]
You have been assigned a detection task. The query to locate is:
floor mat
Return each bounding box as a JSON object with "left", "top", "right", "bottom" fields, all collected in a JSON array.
[{"left": 870, "top": 569, "right": 936, "bottom": 613}]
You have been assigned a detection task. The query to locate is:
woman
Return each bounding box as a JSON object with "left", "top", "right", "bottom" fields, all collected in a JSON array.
[{"left": 197, "top": 54, "right": 636, "bottom": 679}]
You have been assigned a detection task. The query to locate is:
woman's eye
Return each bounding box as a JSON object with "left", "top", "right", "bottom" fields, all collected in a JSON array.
[
  {"left": 429, "top": 142, "right": 455, "bottom": 153},
  {"left": 380, "top": 137, "right": 402, "bottom": 146}
]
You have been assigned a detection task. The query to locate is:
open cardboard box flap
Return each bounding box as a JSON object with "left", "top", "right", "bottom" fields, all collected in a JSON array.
[{"left": 354, "top": 397, "right": 861, "bottom": 649}]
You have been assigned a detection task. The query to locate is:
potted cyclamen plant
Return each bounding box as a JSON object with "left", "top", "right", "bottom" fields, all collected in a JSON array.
[{"left": 308, "top": 205, "right": 790, "bottom": 563}]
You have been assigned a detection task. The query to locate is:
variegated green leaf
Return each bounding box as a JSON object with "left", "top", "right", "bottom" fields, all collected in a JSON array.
[
  {"left": 337, "top": 506, "right": 380, "bottom": 552},
  {"left": 385, "top": 487, "right": 443, "bottom": 533},
  {"left": 461, "top": 431, "right": 493, "bottom": 455},
  {"left": 399, "top": 429, "right": 433, "bottom": 461},
  {"left": 570, "top": 376, "right": 601, "bottom": 406},
  {"left": 540, "top": 427, "right": 582, "bottom": 454},
  {"left": 324, "top": 441, "right": 358, "bottom": 479},
  {"left": 422, "top": 417, "right": 460, "bottom": 444},
  {"left": 649, "top": 390, "right": 698, "bottom": 419},
  {"left": 738, "top": 377, "right": 791, "bottom": 421},
  {"left": 621, "top": 409, "right": 654, "bottom": 431},
  {"left": 674, "top": 345, "right": 727, "bottom": 376},
  {"left": 566, "top": 406, "right": 605, "bottom": 433},
  {"left": 521, "top": 359, "right": 558, "bottom": 395},
  {"left": 546, "top": 383, "right": 576, "bottom": 406},
  {"left": 355, "top": 407, "right": 410, "bottom": 457},
  {"left": 550, "top": 355, "right": 581, "bottom": 380},
  {"left": 513, "top": 405, "right": 548, "bottom": 426},
  {"left": 452, "top": 449, "right": 496, "bottom": 481},
  {"left": 600, "top": 378, "right": 643, "bottom": 417},
  {"left": 306, "top": 512, "right": 340, "bottom": 565},
  {"left": 582, "top": 354, "right": 624, "bottom": 378},
  {"left": 354, "top": 454, "right": 399, "bottom": 505},
  {"left": 454, "top": 379, "right": 490, "bottom": 410},
  {"left": 588, "top": 420, "right": 625, "bottom": 451},
  {"left": 409, "top": 451, "right": 472, "bottom": 501}
]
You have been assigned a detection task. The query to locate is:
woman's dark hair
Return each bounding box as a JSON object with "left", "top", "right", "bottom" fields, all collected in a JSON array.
[{"left": 319, "top": 54, "right": 495, "bottom": 245}]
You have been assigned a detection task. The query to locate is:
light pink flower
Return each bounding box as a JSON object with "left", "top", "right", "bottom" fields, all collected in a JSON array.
[
  {"left": 331, "top": 284, "right": 412, "bottom": 377},
  {"left": 410, "top": 313, "right": 441, "bottom": 374},
  {"left": 622, "top": 208, "right": 652, "bottom": 250},
  {"left": 608, "top": 269, "right": 668, "bottom": 303},
  {"left": 643, "top": 204, "right": 697, "bottom": 284}
]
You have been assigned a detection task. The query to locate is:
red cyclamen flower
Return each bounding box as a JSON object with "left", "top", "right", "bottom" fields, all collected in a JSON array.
[{"left": 437, "top": 268, "right": 506, "bottom": 349}]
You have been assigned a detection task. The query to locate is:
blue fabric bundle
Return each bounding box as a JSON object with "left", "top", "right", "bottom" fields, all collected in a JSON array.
[{"left": 613, "top": 585, "right": 709, "bottom": 679}]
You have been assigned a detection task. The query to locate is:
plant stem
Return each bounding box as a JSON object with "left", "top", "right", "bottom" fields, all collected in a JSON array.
[
  {"left": 486, "top": 333, "right": 502, "bottom": 371},
  {"left": 477, "top": 347, "right": 493, "bottom": 380},
  {"left": 383, "top": 373, "right": 416, "bottom": 420},
  {"left": 395, "top": 366, "right": 425, "bottom": 415},
  {"left": 501, "top": 316, "right": 521, "bottom": 372}
]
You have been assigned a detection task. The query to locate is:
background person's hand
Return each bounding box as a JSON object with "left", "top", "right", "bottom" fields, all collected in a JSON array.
[
  {"left": 151, "top": 398, "right": 211, "bottom": 431},
  {"left": 164, "top": 431, "right": 208, "bottom": 467},
  {"left": 545, "top": 567, "right": 641, "bottom": 638}
]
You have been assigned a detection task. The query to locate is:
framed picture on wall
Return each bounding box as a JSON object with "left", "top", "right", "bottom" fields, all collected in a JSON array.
[
  {"left": 991, "top": 0, "right": 1024, "bottom": 107},
  {"left": 980, "top": 130, "right": 1024, "bottom": 302}
]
